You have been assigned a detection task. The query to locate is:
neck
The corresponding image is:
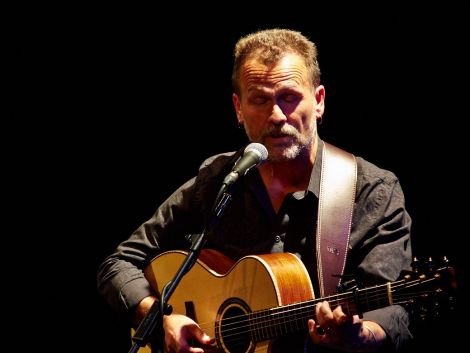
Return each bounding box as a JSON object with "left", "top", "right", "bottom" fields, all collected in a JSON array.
[{"left": 259, "top": 137, "right": 318, "bottom": 212}]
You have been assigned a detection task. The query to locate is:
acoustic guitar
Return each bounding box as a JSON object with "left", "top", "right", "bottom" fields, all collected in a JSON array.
[{"left": 134, "top": 249, "right": 454, "bottom": 353}]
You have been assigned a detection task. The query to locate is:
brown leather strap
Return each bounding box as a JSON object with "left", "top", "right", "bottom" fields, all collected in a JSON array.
[{"left": 316, "top": 142, "right": 357, "bottom": 296}]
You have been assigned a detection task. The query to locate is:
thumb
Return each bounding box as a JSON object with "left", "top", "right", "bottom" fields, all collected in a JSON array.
[
  {"left": 200, "top": 332, "right": 215, "bottom": 345},
  {"left": 190, "top": 326, "right": 215, "bottom": 345}
]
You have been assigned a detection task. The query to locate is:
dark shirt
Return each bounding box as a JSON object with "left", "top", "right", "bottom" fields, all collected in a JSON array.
[{"left": 97, "top": 140, "right": 413, "bottom": 352}]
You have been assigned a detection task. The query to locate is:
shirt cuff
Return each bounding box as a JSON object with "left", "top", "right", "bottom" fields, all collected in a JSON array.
[
  {"left": 119, "top": 277, "right": 156, "bottom": 313},
  {"left": 363, "top": 305, "right": 412, "bottom": 352}
]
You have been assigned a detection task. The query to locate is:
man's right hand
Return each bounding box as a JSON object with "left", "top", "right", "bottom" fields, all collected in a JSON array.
[
  {"left": 134, "top": 296, "right": 214, "bottom": 352},
  {"left": 163, "top": 313, "right": 215, "bottom": 353}
]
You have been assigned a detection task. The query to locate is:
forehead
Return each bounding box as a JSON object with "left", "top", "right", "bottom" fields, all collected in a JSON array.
[{"left": 240, "top": 54, "right": 309, "bottom": 90}]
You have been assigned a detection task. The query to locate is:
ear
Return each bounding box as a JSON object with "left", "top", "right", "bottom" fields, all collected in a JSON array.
[
  {"left": 232, "top": 93, "right": 243, "bottom": 123},
  {"left": 314, "top": 85, "right": 325, "bottom": 120}
]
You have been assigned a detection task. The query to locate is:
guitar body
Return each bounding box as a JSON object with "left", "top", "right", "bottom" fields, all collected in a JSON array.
[{"left": 140, "top": 249, "right": 315, "bottom": 353}]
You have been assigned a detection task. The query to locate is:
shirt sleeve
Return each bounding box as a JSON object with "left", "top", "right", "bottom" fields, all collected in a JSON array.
[
  {"left": 96, "top": 151, "right": 238, "bottom": 318},
  {"left": 347, "top": 158, "right": 413, "bottom": 352},
  {"left": 363, "top": 306, "right": 412, "bottom": 352},
  {"left": 96, "top": 177, "right": 200, "bottom": 317}
]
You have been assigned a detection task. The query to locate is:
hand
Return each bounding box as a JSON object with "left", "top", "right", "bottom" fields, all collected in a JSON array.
[
  {"left": 308, "top": 301, "right": 386, "bottom": 352},
  {"left": 163, "top": 313, "right": 215, "bottom": 353}
]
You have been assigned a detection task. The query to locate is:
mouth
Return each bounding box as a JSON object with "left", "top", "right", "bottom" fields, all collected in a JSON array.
[
  {"left": 265, "top": 134, "right": 295, "bottom": 145},
  {"left": 269, "top": 132, "right": 290, "bottom": 138}
]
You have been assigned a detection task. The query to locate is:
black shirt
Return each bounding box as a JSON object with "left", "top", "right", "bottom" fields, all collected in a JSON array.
[{"left": 97, "top": 140, "right": 413, "bottom": 352}]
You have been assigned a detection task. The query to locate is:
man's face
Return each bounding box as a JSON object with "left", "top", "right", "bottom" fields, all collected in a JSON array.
[{"left": 233, "top": 53, "right": 325, "bottom": 162}]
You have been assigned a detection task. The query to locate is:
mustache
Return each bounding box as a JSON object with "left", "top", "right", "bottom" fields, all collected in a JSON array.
[{"left": 261, "top": 124, "right": 299, "bottom": 139}]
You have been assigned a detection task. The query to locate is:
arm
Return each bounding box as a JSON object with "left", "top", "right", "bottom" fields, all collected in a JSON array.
[
  {"left": 96, "top": 178, "right": 214, "bottom": 352},
  {"left": 97, "top": 151, "right": 239, "bottom": 351},
  {"left": 96, "top": 177, "right": 202, "bottom": 318},
  {"left": 345, "top": 158, "right": 413, "bottom": 351},
  {"left": 308, "top": 158, "right": 412, "bottom": 352},
  {"left": 96, "top": 150, "right": 239, "bottom": 317}
]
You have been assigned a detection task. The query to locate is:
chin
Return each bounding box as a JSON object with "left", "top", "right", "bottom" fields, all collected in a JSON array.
[{"left": 268, "top": 144, "right": 302, "bottom": 162}]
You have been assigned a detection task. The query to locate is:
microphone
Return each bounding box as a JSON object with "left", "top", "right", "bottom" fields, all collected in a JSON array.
[{"left": 223, "top": 143, "right": 268, "bottom": 187}]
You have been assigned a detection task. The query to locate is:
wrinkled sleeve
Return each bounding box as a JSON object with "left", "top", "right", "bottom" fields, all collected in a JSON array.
[
  {"left": 96, "top": 176, "right": 201, "bottom": 318},
  {"left": 96, "top": 151, "right": 237, "bottom": 319},
  {"left": 348, "top": 159, "right": 413, "bottom": 352}
]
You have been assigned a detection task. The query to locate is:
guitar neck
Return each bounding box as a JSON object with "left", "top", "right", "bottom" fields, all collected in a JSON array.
[{"left": 249, "top": 282, "right": 395, "bottom": 342}]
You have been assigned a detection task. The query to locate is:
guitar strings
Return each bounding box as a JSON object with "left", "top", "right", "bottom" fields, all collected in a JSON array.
[
  {"left": 204, "top": 288, "right": 436, "bottom": 347},
  {"left": 193, "top": 276, "right": 441, "bottom": 348}
]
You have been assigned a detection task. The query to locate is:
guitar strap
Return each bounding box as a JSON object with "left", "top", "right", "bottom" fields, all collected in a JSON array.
[{"left": 316, "top": 142, "right": 357, "bottom": 297}]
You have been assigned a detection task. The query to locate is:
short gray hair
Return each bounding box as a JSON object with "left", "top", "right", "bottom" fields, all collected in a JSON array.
[{"left": 232, "top": 28, "right": 321, "bottom": 95}]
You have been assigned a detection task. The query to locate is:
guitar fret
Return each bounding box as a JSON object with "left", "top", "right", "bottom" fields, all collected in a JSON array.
[
  {"left": 282, "top": 306, "right": 288, "bottom": 335},
  {"left": 251, "top": 302, "right": 312, "bottom": 341},
  {"left": 249, "top": 311, "right": 261, "bottom": 342},
  {"left": 273, "top": 307, "right": 281, "bottom": 337},
  {"left": 250, "top": 309, "right": 270, "bottom": 342},
  {"left": 265, "top": 311, "right": 271, "bottom": 341},
  {"left": 294, "top": 303, "right": 301, "bottom": 332},
  {"left": 357, "top": 284, "right": 389, "bottom": 312},
  {"left": 262, "top": 310, "right": 269, "bottom": 341}
]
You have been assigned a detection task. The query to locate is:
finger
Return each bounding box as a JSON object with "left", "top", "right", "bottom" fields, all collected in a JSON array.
[
  {"left": 201, "top": 333, "right": 215, "bottom": 345},
  {"left": 309, "top": 319, "right": 333, "bottom": 347},
  {"left": 317, "top": 301, "right": 335, "bottom": 327},
  {"left": 351, "top": 314, "right": 362, "bottom": 324},
  {"left": 192, "top": 327, "right": 214, "bottom": 345},
  {"left": 315, "top": 300, "right": 327, "bottom": 316},
  {"left": 308, "top": 319, "right": 319, "bottom": 334},
  {"left": 308, "top": 319, "right": 328, "bottom": 337},
  {"left": 188, "top": 348, "right": 204, "bottom": 353},
  {"left": 332, "top": 305, "right": 349, "bottom": 326},
  {"left": 184, "top": 338, "right": 209, "bottom": 353}
]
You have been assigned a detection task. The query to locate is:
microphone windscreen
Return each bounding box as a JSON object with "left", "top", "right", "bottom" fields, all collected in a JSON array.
[{"left": 244, "top": 143, "right": 268, "bottom": 163}]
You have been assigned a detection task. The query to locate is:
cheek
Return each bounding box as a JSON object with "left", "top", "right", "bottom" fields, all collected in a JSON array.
[
  {"left": 243, "top": 109, "right": 267, "bottom": 128},
  {"left": 243, "top": 118, "right": 266, "bottom": 140},
  {"left": 243, "top": 119, "right": 261, "bottom": 136},
  {"left": 297, "top": 104, "right": 315, "bottom": 125}
]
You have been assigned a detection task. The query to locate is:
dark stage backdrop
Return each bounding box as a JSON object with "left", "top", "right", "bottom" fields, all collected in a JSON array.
[{"left": 15, "top": 5, "right": 467, "bottom": 353}]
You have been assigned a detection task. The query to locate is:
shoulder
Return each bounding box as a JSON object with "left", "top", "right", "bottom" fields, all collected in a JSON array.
[
  {"left": 354, "top": 156, "right": 405, "bottom": 204},
  {"left": 356, "top": 157, "right": 399, "bottom": 185},
  {"left": 322, "top": 141, "right": 399, "bottom": 187},
  {"left": 196, "top": 150, "right": 242, "bottom": 180},
  {"left": 193, "top": 148, "right": 244, "bottom": 188},
  {"left": 198, "top": 151, "right": 239, "bottom": 171},
  {"left": 187, "top": 149, "right": 244, "bottom": 209}
]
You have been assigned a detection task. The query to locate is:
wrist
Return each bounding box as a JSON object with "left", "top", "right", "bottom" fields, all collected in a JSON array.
[
  {"left": 363, "top": 324, "right": 377, "bottom": 345},
  {"left": 362, "top": 321, "right": 386, "bottom": 351},
  {"left": 133, "top": 295, "right": 157, "bottom": 325}
]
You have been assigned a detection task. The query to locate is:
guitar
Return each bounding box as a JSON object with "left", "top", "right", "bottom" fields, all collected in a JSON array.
[{"left": 136, "top": 249, "right": 455, "bottom": 353}]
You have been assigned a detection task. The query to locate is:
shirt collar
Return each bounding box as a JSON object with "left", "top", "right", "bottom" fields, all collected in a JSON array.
[
  {"left": 248, "top": 139, "right": 323, "bottom": 207},
  {"left": 291, "top": 138, "right": 323, "bottom": 200}
]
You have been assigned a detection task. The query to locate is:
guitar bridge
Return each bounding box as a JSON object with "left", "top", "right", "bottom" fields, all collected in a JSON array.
[{"left": 185, "top": 301, "right": 197, "bottom": 323}]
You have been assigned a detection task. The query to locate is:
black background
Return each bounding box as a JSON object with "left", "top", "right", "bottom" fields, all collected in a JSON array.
[{"left": 13, "top": 4, "right": 467, "bottom": 352}]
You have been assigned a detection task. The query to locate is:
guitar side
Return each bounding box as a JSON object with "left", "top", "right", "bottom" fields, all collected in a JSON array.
[{"left": 137, "top": 249, "right": 314, "bottom": 353}]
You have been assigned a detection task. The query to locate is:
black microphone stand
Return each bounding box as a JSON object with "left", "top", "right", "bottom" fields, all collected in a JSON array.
[{"left": 128, "top": 183, "right": 233, "bottom": 353}]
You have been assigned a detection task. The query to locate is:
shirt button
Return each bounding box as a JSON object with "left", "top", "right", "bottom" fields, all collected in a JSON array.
[{"left": 274, "top": 235, "right": 281, "bottom": 243}]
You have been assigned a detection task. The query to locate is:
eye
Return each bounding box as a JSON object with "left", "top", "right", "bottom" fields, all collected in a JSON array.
[
  {"left": 281, "top": 94, "right": 299, "bottom": 103},
  {"left": 249, "top": 95, "right": 269, "bottom": 105}
]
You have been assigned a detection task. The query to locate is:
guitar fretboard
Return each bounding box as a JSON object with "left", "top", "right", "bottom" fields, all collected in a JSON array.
[{"left": 247, "top": 282, "right": 395, "bottom": 342}]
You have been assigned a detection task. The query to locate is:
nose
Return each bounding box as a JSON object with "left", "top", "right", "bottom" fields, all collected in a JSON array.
[{"left": 269, "top": 104, "right": 287, "bottom": 125}]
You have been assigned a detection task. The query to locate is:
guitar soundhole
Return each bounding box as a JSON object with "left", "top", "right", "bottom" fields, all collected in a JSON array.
[{"left": 216, "top": 298, "right": 253, "bottom": 353}]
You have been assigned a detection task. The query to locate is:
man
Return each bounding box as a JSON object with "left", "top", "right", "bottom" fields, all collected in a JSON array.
[{"left": 97, "top": 28, "right": 412, "bottom": 352}]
